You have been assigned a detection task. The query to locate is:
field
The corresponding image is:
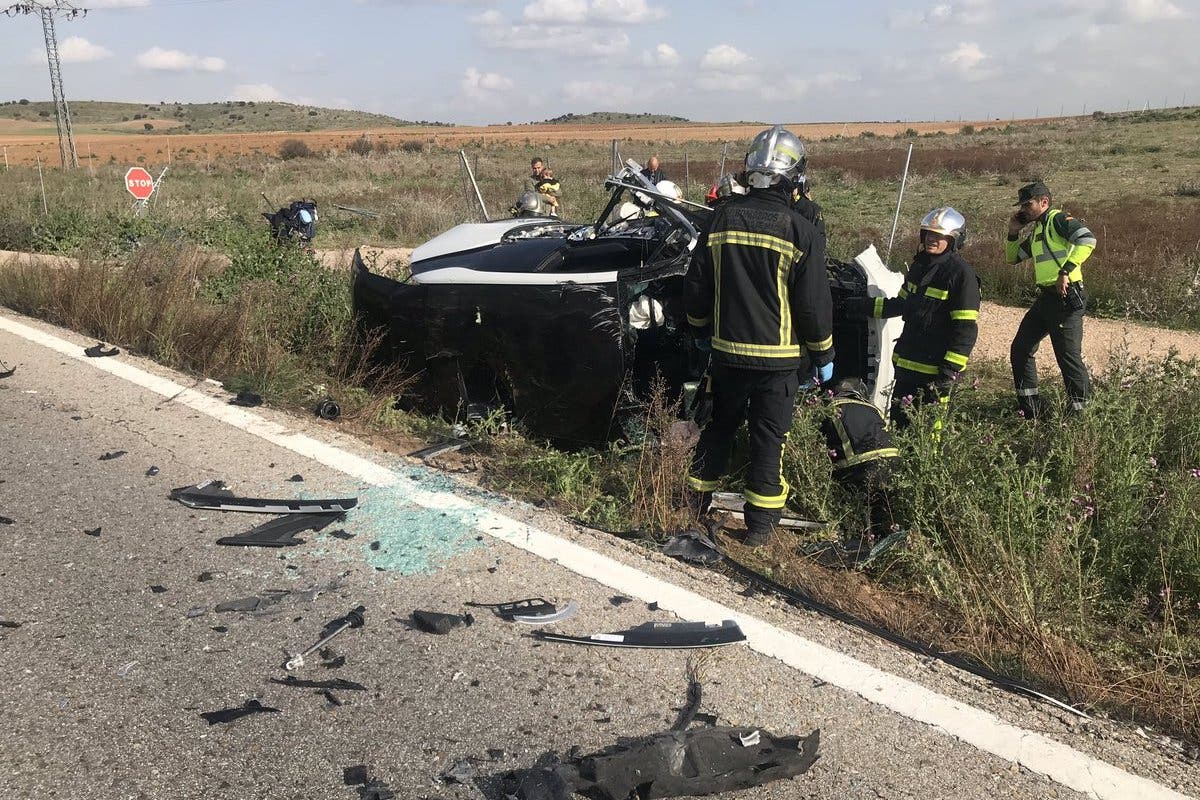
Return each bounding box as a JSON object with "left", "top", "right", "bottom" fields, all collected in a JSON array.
[{"left": 2, "top": 108, "right": 1200, "bottom": 744}]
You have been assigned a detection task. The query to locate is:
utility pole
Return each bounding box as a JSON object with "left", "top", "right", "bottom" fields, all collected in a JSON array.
[{"left": 4, "top": 2, "right": 85, "bottom": 169}]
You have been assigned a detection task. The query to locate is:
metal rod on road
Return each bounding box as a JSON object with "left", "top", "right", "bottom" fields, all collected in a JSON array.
[
  {"left": 886, "top": 143, "right": 913, "bottom": 264},
  {"left": 36, "top": 156, "right": 48, "bottom": 214}
]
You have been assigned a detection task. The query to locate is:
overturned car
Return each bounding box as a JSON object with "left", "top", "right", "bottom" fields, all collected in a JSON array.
[{"left": 352, "top": 161, "right": 902, "bottom": 446}]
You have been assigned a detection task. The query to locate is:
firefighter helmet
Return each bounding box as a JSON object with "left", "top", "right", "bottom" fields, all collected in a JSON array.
[
  {"left": 655, "top": 180, "right": 683, "bottom": 202},
  {"left": 920, "top": 206, "right": 968, "bottom": 250},
  {"left": 744, "top": 125, "right": 807, "bottom": 188}
]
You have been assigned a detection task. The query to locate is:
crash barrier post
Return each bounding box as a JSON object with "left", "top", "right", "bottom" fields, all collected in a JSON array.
[{"left": 886, "top": 142, "right": 914, "bottom": 264}]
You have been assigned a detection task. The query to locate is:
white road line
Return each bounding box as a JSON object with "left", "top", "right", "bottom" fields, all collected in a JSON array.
[{"left": 0, "top": 311, "right": 1190, "bottom": 800}]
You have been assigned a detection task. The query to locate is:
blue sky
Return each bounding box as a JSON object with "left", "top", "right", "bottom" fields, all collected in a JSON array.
[{"left": 1, "top": 0, "right": 1196, "bottom": 125}]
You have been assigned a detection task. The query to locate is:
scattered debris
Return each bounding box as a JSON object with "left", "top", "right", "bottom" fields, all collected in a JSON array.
[
  {"left": 442, "top": 759, "right": 476, "bottom": 785},
  {"left": 710, "top": 492, "right": 827, "bottom": 530},
  {"left": 672, "top": 658, "right": 705, "bottom": 732},
  {"left": 213, "top": 583, "right": 335, "bottom": 615},
  {"left": 269, "top": 676, "right": 366, "bottom": 691},
  {"left": 802, "top": 529, "right": 909, "bottom": 570},
  {"left": 116, "top": 661, "right": 138, "bottom": 677},
  {"left": 323, "top": 689, "right": 342, "bottom": 707},
  {"left": 737, "top": 729, "right": 761, "bottom": 747},
  {"left": 322, "top": 654, "right": 347, "bottom": 669},
  {"left": 410, "top": 609, "right": 474, "bottom": 635},
  {"left": 408, "top": 438, "right": 472, "bottom": 463},
  {"left": 84, "top": 527, "right": 102, "bottom": 537},
  {"left": 467, "top": 598, "right": 580, "bottom": 625},
  {"left": 0, "top": 621, "right": 22, "bottom": 629},
  {"left": 98, "top": 450, "right": 127, "bottom": 461},
  {"left": 327, "top": 529, "right": 355, "bottom": 540},
  {"left": 284, "top": 605, "right": 365, "bottom": 671},
  {"left": 145, "top": 466, "right": 160, "bottom": 477},
  {"left": 228, "top": 391, "right": 263, "bottom": 408},
  {"left": 287, "top": 474, "right": 305, "bottom": 482},
  {"left": 662, "top": 527, "right": 724, "bottom": 565},
  {"left": 608, "top": 595, "right": 634, "bottom": 607},
  {"left": 216, "top": 512, "right": 343, "bottom": 548},
  {"left": 84, "top": 343, "right": 119, "bottom": 358},
  {"left": 150, "top": 585, "right": 167, "bottom": 594},
  {"left": 170, "top": 479, "right": 358, "bottom": 514},
  {"left": 199, "top": 699, "right": 281, "bottom": 725},
  {"left": 197, "top": 571, "right": 221, "bottom": 582},
  {"left": 314, "top": 397, "right": 341, "bottom": 421},
  {"left": 0, "top": 516, "right": 13, "bottom": 525},
  {"left": 533, "top": 620, "right": 746, "bottom": 650},
  {"left": 342, "top": 765, "right": 396, "bottom": 800},
  {"left": 185, "top": 606, "right": 207, "bottom": 618},
  {"left": 0, "top": 362, "right": 15, "bottom": 379}
]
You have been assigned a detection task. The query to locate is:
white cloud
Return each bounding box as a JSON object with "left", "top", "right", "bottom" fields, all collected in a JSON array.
[
  {"left": 778, "top": 71, "right": 860, "bottom": 99},
  {"left": 469, "top": 9, "right": 503, "bottom": 24},
  {"left": 230, "top": 83, "right": 285, "bottom": 102},
  {"left": 1121, "top": 0, "right": 1184, "bottom": 21},
  {"left": 563, "top": 79, "right": 635, "bottom": 107},
  {"left": 941, "top": 41, "right": 986, "bottom": 72},
  {"left": 27, "top": 36, "right": 112, "bottom": 65},
  {"left": 462, "top": 67, "right": 514, "bottom": 101},
  {"left": 700, "top": 44, "right": 752, "bottom": 71},
  {"left": 477, "top": 19, "right": 630, "bottom": 57},
  {"left": 924, "top": 0, "right": 992, "bottom": 24},
  {"left": 643, "top": 42, "right": 680, "bottom": 67},
  {"left": 86, "top": 0, "right": 151, "bottom": 6},
  {"left": 590, "top": 0, "right": 667, "bottom": 23},
  {"left": 135, "top": 46, "right": 226, "bottom": 72},
  {"left": 523, "top": 0, "right": 587, "bottom": 23}
]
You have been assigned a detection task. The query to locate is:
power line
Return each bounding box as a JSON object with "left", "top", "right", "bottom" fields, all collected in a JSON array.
[{"left": 4, "top": 1, "right": 85, "bottom": 169}]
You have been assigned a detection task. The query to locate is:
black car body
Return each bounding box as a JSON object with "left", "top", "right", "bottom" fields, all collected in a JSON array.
[{"left": 352, "top": 162, "right": 903, "bottom": 446}]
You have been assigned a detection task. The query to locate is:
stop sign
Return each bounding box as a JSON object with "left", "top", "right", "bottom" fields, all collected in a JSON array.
[{"left": 124, "top": 167, "right": 155, "bottom": 201}]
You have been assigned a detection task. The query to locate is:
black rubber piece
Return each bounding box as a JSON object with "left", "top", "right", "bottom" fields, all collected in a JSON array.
[
  {"left": 228, "top": 391, "right": 262, "bottom": 407},
  {"left": 199, "top": 699, "right": 280, "bottom": 725},
  {"left": 411, "top": 609, "right": 473, "bottom": 635},
  {"left": 533, "top": 620, "right": 745, "bottom": 650},
  {"left": 315, "top": 398, "right": 341, "bottom": 420},
  {"left": 84, "top": 343, "right": 119, "bottom": 358},
  {"left": 269, "top": 676, "right": 366, "bottom": 691},
  {"left": 216, "top": 512, "right": 343, "bottom": 548},
  {"left": 170, "top": 479, "right": 358, "bottom": 514}
]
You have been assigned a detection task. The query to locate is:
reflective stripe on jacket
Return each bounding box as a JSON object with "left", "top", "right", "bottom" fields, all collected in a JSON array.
[
  {"left": 1005, "top": 208, "right": 1096, "bottom": 286},
  {"left": 685, "top": 187, "right": 833, "bottom": 370},
  {"left": 821, "top": 397, "right": 899, "bottom": 471}
]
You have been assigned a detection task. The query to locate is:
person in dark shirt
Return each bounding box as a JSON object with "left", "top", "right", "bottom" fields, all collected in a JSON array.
[{"left": 641, "top": 155, "right": 665, "bottom": 185}]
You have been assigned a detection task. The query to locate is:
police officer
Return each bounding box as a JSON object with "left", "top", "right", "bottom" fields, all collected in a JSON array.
[
  {"left": 848, "top": 207, "right": 980, "bottom": 428},
  {"left": 684, "top": 125, "right": 834, "bottom": 547},
  {"left": 1006, "top": 181, "right": 1096, "bottom": 416}
]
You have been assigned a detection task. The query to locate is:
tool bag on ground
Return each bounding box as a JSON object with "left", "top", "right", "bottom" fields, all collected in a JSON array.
[{"left": 264, "top": 199, "right": 318, "bottom": 242}]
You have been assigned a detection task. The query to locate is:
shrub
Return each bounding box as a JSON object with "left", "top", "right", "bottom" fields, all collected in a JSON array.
[
  {"left": 400, "top": 140, "right": 423, "bottom": 153},
  {"left": 1175, "top": 181, "right": 1200, "bottom": 198},
  {"left": 277, "top": 138, "right": 312, "bottom": 160},
  {"left": 143, "top": 123, "right": 154, "bottom": 131},
  {"left": 960, "top": 124, "right": 976, "bottom": 135},
  {"left": 308, "top": 110, "right": 318, "bottom": 117},
  {"left": 346, "top": 136, "right": 373, "bottom": 156}
]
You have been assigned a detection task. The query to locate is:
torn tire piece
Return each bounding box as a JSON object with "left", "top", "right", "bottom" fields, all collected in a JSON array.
[
  {"left": 662, "top": 528, "right": 724, "bottom": 565},
  {"left": 269, "top": 676, "right": 366, "bottom": 691},
  {"left": 216, "top": 512, "right": 343, "bottom": 548},
  {"left": 84, "top": 343, "right": 119, "bottom": 358},
  {"left": 533, "top": 620, "right": 745, "bottom": 650},
  {"left": 84, "top": 527, "right": 101, "bottom": 537},
  {"left": 169, "top": 479, "right": 358, "bottom": 514},
  {"left": 574, "top": 726, "right": 820, "bottom": 800},
  {"left": 228, "top": 391, "right": 262, "bottom": 407},
  {"left": 199, "top": 699, "right": 281, "bottom": 725},
  {"left": 411, "top": 609, "right": 474, "bottom": 635}
]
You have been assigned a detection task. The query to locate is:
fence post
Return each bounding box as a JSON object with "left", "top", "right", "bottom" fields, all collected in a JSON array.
[
  {"left": 37, "top": 156, "right": 48, "bottom": 214},
  {"left": 684, "top": 152, "right": 690, "bottom": 197},
  {"left": 3, "top": 146, "right": 7, "bottom": 171}
]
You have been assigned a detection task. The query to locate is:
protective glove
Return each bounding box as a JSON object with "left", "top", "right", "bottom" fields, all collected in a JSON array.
[
  {"left": 843, "top": 296, "right": 874, "bottom": 319},
  {"left": 800, "top": 361, "right": 834, "bottom": 390},
  {"left": 693, "top": 337, "right": 712, "bottom": 353}
]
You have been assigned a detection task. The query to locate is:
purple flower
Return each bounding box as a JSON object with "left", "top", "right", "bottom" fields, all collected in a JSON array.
[
  {"left": 1148, "top": 456, "right": 1158, "bottom": 468},
  {"left": 828, "top": 449, "right": 839, "bottom": 458},
  {"left": 1190, "top": 468, "right": 1200, "bottom": 479}
]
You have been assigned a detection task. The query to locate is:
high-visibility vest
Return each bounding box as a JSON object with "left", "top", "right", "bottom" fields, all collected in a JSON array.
[{"left": 1031, "top": 209, "right": 1084, "bottom": 287}]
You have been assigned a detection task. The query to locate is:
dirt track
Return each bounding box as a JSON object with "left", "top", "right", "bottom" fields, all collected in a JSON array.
[{"left": 0, "top": 117, "right": 1049, "bottom": 168}]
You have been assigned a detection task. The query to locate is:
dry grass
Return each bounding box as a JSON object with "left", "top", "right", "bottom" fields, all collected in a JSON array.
[{"left": 813, "top": 145, "right": 1039, "bottom": 182}]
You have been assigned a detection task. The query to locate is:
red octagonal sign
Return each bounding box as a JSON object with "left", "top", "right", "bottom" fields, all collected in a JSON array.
[{"left": 124, "top": 167, "right": 155, "bottom": 201}]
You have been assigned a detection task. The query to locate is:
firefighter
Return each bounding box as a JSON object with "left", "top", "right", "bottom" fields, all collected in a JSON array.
[
  {"left": 818, "top": 377, "right": 901, "bottom": 562},
  {"left": 847, "top": 207, "right": 980, "bottom": 429},
  {"left": 684, "top": 125, "right": 834, "bottom": 547},
  {"left": 1006, "top": 181, "right": 1096, "bottom": 416}
]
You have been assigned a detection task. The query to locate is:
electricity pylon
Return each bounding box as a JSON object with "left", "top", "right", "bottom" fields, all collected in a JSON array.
[{"left": 4, "top": 2, "right": 86, "bottom": 169}]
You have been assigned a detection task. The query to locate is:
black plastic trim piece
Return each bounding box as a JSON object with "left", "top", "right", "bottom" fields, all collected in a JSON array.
[
  {"left": 170, "top": 480, "right": 358, "bottom": 514},
  {"left": 533, "top": 620, "right": 745, "bottom": 649},
  {"left": 216, "top": 512, "right": 343, "bottom": 547}
]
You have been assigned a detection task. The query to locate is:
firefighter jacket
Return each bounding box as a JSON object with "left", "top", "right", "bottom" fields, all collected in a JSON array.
[
  {"left": 870, "top": 250, "right": 981, "bottom": 377},
  {"left": 821, "top": 397, "right": 899, "bottom": 472},
  {"left": 1005, "top": 208, "right": 1096, "bottom": 287},
  {"left": 685, "top": 187, "right": 833, "bottom": 371}
]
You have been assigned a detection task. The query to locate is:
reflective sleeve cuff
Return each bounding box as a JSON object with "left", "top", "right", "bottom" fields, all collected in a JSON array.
[
  {"left": 805, "top": 335, "right": 834, "bottom": 352},
  {"left": 873, "top": 297, "right": 884, "bottom": 318},
  {"left": 687, "top": 314, "right": 712, "bottom": 327},
  {"left": 687, "top": 476, "right": 720, "bottom": 492},
  {"left": 944, "top": 351, "right": 969, "bottom": 368},
  {"left": 949, "top": 309, "right": 979, "bottom": 321}
]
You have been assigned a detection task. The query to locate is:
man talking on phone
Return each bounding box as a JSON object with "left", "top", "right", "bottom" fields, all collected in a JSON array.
[{"left": 1005, "top": 181, "right": 1097, "bottom": 418}]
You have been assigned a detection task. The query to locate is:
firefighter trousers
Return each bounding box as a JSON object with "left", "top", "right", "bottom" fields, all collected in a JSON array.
[
  {"left": 889, "top": 370, "right": 950, "bottom": 431},
  {"left": 1011, "top": 287, "right": 1091, "bottom": 412},
  {"left": 688, "top": 365, "right": 799, "bottom": 535}
]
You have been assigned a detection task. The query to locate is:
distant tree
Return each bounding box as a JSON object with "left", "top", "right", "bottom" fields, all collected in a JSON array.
[
  {"left": 18, "top": 98, "right": 29, "bottom": 105},
  {"left": 308, "top": 110, "right": 318, "bottom": 116},
  {"left": 144, "top": 122, "right": 154, "bottom": 131},
  {"left": 347, "top": 135, "right": 373, "bottom": 155},
  {"left": 278, "top": 138, "right": 312, "bottom": 160}
]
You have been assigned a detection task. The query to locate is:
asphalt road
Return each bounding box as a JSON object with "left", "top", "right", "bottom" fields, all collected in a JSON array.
[{"left": 0, "top": 310, "right": 1196, "bottom": 800}]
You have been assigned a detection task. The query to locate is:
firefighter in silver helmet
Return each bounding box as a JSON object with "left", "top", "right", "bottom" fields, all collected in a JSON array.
[{"left": 684, "top": 125, "right": 834, "bottom": 546}]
